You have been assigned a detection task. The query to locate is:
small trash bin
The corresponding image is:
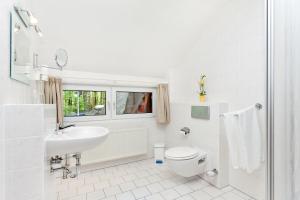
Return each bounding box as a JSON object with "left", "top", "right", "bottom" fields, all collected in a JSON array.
[{"left": 154, "top": 143, "right": 165, "bottom": 164}]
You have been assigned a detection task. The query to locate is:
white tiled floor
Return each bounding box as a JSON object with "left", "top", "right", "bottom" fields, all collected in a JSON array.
[{"left": 55, "top": 159, "right": 256, "bottom": 200}]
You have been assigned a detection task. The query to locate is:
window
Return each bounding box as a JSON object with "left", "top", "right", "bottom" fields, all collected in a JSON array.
[
  {"left": 116, "top": 91, "right": 152, "bottom": 115},
  {"left": 63, "top": 90, "right": 106, "bottom": 117},
  {"left": 112, "top": 87, "right": 155, "bottom": 119},
  {"left": 63, "top": 85, "right": 110, "bottom": 121},
  {"left": 63, "top": 85, "right": 155, "bottom": 121}
]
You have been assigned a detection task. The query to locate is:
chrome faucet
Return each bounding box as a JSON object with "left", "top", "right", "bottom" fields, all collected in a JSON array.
[
  {"left": 55, "top": 123, "right": 75, "bottom": 134},
  {"left": 59, "top": 124, "right": 76, "bottom": 130}
]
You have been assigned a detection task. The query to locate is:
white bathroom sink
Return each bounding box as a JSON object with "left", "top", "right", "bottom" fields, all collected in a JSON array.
[{"left": 46, "top": 126, "right": 109, "bottom": 156}]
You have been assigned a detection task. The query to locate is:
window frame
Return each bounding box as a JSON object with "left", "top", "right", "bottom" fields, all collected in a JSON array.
[
  {"left": 112, "top": 87, "right": 156, "bottom": 120},
  {"left": 63, "top": 85, "right": 111, "bottom": 122},
  {"left": 63, "top": 85, "right": 156, "bottom": 122}
]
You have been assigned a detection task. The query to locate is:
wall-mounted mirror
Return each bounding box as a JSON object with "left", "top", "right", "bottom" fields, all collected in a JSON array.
[
  {"left": 10, "top": 9, "right": 32, "bottom": 84},
  {"left": 10, "top": 6, "right": 42, "bottom": 84}
]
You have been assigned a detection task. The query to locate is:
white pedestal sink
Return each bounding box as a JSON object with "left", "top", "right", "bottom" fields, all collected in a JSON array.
[{"left": 46, "top": 126, "right": 109, "bottom": 156}]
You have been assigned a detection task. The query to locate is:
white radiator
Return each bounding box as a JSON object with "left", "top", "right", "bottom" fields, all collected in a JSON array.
[{"left": 81, "top": 128, "right": 148, "bottom": 165}]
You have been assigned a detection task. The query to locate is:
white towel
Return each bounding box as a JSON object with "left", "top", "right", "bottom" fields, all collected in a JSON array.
[
  {"left": 222, "top": 112, "right": 244, "bottom": 169},
  {"left": 222, "top": 105, "right": 262, "bottom": 173},
  {"left": 236, "top": 106, "right": 262, "bottom": 173}
]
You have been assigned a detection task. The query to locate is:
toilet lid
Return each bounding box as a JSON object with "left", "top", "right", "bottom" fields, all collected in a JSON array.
[{"left": 165, "top": 146, "right": 203, "bottom": 160}]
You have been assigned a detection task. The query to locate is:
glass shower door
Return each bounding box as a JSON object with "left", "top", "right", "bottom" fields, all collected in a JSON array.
[{"left": 273, "top": 0, "right": 300, "bottom": 199}]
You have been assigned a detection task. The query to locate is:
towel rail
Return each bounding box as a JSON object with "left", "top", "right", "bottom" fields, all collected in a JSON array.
[{"left": 220, "top": 103, "right": 263, "bottom": 117}]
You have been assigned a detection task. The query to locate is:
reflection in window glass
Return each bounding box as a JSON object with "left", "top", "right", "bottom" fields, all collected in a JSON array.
[
  {"left": 116, "top": 92, "right": 152, "bottom": 115},
  {"left": 63, "top": 90, "right": 106, "bottom": 117}
]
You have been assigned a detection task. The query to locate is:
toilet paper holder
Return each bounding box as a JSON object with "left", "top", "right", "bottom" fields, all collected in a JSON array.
[{"left": 180, "top": 127, "right": 190, "bottom": 135}]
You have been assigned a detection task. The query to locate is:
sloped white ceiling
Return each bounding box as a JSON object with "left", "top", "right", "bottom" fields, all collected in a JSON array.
[{"left": 33, "top": 0, "right": 228, "bottom": 78}]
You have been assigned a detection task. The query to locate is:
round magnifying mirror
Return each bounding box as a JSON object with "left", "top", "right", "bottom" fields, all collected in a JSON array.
[{"left": 54, "top": 48, "right": 68, "bottom": 68}]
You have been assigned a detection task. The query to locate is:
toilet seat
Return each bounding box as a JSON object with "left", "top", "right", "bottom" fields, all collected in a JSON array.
[{"left": 165, "top": 146, "right": 206, "bottom": 160}]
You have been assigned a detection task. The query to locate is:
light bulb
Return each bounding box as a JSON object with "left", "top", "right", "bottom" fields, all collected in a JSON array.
[
  {"left": 14, "top": 24, "right": 21, "bottom": 32},
  {"left": 29, "top": 15, "right": 38, "bottom": 25},
  {"left": 38, "top": 31, "right": 43, "bottom": 37},
  {"left": 34, "top": 26, "right": 43, "bottom": 37}
]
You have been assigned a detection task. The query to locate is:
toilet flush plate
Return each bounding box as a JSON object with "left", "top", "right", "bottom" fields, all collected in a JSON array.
[{"left": 191, "top": 106, "right": 210, "bottom": 120}]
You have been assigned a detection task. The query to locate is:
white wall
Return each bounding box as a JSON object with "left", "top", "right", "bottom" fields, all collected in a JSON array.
[
  {"left": 167, "top": 0, "right": 266, "bottom": 199},
  {"left": 31, "top": 0, "right": 230, "bottom": 78},
  {"left": 72, "top": 118, "right": 166, "bottom": 166},
  {"left": 52, "top": 70, "right": 168, "bottom": 87},
  {"left": 0, "top": 1, "right": 34, "bottom": 199},
  {"left": 0, "top": 0, "right": 33, "bottom": 105}
]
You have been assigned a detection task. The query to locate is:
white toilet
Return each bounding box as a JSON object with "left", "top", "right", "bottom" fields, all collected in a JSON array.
[{"left": 165, "top": 146, "right": 207, "bottom": 177}]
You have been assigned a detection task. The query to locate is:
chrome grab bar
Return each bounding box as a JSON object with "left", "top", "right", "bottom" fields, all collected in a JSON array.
[{"left": 220, "top": 103, "right": 263, "bottom": 117}]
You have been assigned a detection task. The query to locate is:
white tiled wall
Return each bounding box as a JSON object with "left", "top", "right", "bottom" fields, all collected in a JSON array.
[
  {"left": 0, "top": 104, "right": 56, "bottom": 200},
  {"left": 165, "top": 103, "right": 229, "bottom": 188},
  {"left": 44, "top": 105, "right": 57, "bottom": 200},
  {"left": 167, "top": 0, "right": 266, "bottom": 198}
]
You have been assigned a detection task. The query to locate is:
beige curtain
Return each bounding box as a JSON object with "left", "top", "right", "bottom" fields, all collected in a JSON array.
[
  {"left": 156, "top": 84, "right": 170, "bottom": 124},
  {"left": 43, "top": 77, "right": 63, "bottom": 126}
]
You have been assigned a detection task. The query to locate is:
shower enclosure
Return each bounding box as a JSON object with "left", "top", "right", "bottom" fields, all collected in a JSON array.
[{"left": 269, "top": 0, "right": 300, "bottom": 199}]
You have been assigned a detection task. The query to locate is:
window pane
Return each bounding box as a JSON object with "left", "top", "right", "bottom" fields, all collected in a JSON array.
[
  {"left": 116, "top": 91, "right": 152, "bottom": 115},
  {"left": 78, "top": 91, "right": 106, "bottom": 116},
  {"left": 63, "top": 90, "right": 106, "bottom": 117},
  {"left": 63, "top": 90, "right": 79, "bottom": 117}
]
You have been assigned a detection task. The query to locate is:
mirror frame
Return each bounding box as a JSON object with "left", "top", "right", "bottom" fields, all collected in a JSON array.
[{"left": 10, "top": 10, "right": 31, "bottom": 85}]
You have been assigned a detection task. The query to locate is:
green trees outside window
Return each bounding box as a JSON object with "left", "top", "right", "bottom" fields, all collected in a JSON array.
[{"left": 63, "top": 90, "right": 106, "bottom": 117}]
